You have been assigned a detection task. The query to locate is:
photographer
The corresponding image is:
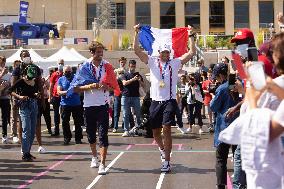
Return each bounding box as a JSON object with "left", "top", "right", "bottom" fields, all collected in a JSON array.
[{"left": 121, "top": 60, "right": 144, "bottom": 137}]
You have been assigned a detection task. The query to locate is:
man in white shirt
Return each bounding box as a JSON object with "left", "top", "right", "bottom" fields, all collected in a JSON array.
[
  {"left": 133, "top": 24, "right": 196, "bottom": 172},
  {"left": 74, "top": 41, "right": 114, "bottom": 175}
]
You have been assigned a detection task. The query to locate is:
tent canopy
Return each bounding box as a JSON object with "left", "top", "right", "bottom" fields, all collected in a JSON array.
[
  {"left": 6, "top": 47, "right": 45, "bottom": 64},
  {"left": 70, "top": 48, "right": 87, "bottom": 61},
  {"left": 45, "top": 46, "right": 83, "bottom": 62}
]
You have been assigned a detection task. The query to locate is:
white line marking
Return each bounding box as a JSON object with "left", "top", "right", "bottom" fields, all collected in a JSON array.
[
  {"left": 86, "top": 152, "right": 124, "bottom": 189},
  {"left": 156, "top": 172, "right": 166, "bottom": 189}
]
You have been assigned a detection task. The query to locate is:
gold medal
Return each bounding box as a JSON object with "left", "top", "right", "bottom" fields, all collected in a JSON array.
[{"left": 159, "top": 80, "right": 165, "bottom": 88}]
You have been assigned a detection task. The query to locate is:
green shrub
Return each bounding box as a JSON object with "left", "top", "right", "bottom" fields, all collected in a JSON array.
[
  {"left": 206, "top": 36, "right": 216, "bottom": 49},
  {"left": 121, "top": 33, "right": 131, "bottom": 50}
]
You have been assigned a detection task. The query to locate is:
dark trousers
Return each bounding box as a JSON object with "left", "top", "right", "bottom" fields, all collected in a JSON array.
[
  {"left": 85, "top": 105, "right": 109, "bottom": 147},
  {"left": 187, "top": 101, "right": 203, "bottom": 126},
  {"left": 51, "top": 96, "right": 61, "bottom": 133},
  {"left": 61, "top": 105, "right": 83, "bottom": 141},
  {"left": 181, "top": 97, "right": 188, "bottom": 114},
  {"left": 175, "top": 106, "right": 183, "bottom": 128},
  {"left": 0, "top": 99, "right": 11, "bottom": 137},
  {"left": 216, "top": 143, "right": 230, "bottom": 189},
  {"left": 38, "top": 98, "right": 52, "bottom": 131}
]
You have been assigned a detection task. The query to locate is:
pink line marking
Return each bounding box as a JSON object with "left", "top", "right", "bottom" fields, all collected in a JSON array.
[
  {"left": 17, "top": 154, "right": 73, "bottom": 189},
  {"left": 134, "top": 143, "right": 182, "bottom": 146},
  {"left": 178, "top": 144, "right": 183, "bottom": 150},
  {"left": 126, "top": 144, "right": 133, "bottom": 150},
  {"left": 227, "top": 172, "right": 233, "bottom": 189}
]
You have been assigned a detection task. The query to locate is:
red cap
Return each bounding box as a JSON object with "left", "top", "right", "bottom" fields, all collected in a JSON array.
[{"left": 231, "top": 28, "right": 254, "bottom": 43}]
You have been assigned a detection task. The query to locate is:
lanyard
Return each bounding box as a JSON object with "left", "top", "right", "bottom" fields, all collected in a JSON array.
[
  {"left": 158, "top": 59, "right": 170, "bottom": 81},
  {"left": 91, "top": 61, "right": 104, "bottom": 82}
]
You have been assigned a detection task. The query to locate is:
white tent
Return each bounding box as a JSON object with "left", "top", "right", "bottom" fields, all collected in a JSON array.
[
  {"left": 45, "top": 46, "right": 83, "bottom": 63},
  {"left": 6, "top": 47, "right": 45, "bottom": 66},
  {"left": 28, "top": 48, "right": 45, "bottom": 63},
  {"left": 70, "top": 48, "right": 87, "bottom": 61},
  {"left": 6, "top": 47, "right": 23, "bottom": 65}
]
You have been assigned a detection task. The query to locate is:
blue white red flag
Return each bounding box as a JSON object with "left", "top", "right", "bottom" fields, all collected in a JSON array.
[{"left": 138, "top": 25, "right": 190, "bottom": 58}]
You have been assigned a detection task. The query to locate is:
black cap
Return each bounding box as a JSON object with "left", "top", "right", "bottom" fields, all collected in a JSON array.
[{"left": 212, "top": 63, "right": 228, "bottom": 80}]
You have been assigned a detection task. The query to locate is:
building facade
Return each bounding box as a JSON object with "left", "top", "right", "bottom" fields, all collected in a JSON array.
[{"left": 0, "top": 0, "right": 283, "bottom": 35}]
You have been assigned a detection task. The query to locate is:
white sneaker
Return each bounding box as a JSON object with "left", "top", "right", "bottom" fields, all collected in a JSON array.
[
  {"left": 122, "top": 131, "right": 131, "bottom": 137},
  {"left": 12, "top": 136, "right": 20, "bottom": 144},
  {"left": 81, "top": 126, "right": 86, "bottom": 132},
  {"left": 199, "top": 128, "right": 204, "bottom": 135},
  {"left": 38, "top": 146, "right": 46, "bottom": 154},
  {"left": 177, "top": 127, "right": 187, "bottom": 134},
  {"left": 112, "top": 129, "right": 117, "bottom": 133},
  {"left": 186, "top": 127, "right": 192, "bottom": 133},
  {"left": 72, "top": 126, "right": 75, "bottom": 132},
  {"left": 90, "top": 157, "right": 99, "bottom": 168},
  {"left": 98, "top": 164, "right": 106, "bottom": 175},
  {"left": 159, "top": 147, "right": 165, "bottom": 162},
  {"left": 2, "top": 137, "right": 8, "bottom": 144},
  {"left": 161, "top": 161, "right": 171, "bottom": 173},
  {"left": 129, "top": 127, "right": 140, "bottom": 136}
]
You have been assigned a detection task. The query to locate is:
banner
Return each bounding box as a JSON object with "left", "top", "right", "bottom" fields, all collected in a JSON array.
[
  {"left": 0, "top": 39, "right": 13, "bottom": 46},
  {"left": 75, "top": 38, "right": 88, "bottom": 44},
  {"left": 63, "top": 38, "right": 75, "bottom": 45},
  {"left": 19, "top": 1, "right": 29, "bottom": 23},
  {"left": 28, "top": 39, "right": 44, "bottom": 45}
]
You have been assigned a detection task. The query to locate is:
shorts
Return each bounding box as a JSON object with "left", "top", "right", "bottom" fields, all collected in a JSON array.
[{"left": 149, "top": 99, "right": 177, "bottom": 129}]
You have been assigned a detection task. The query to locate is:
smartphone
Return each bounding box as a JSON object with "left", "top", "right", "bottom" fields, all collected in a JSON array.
[
  {"left": 247, "top": 47, "right": 258, "bottom": 61},
  {"left": 247, "top": 61, "right": 266, "bottom": 90}
]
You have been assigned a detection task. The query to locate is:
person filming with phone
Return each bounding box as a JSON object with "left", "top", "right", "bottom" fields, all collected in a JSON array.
[{"left": 120, "top": 59, "right": 144, "bottom": 137}]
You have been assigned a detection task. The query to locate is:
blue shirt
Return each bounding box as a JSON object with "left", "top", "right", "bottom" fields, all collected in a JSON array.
[
  {"left": 58, "top": 75, "right": 81, "bottom": 106},
  {"left": 210, "top": 81, "right": 239, "bottom": 147}
]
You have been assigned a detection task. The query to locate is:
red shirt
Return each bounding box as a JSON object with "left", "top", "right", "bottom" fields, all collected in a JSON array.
[
  {"left": 50, "top": 71, "right": 63, "bottom": 97},
  {"left": 202, "top": 80, "right": 213, "bottom": 106}
]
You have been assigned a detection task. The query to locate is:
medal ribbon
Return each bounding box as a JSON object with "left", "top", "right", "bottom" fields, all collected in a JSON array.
[
  {"left": 91, "top": 61, "right": 104, "bottom": 83},
  {"left": 159, "top": 60, "right": 170, "bottom": 82}
]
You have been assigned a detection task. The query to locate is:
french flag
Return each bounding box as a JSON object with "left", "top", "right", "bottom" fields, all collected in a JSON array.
[{"left": 138, "top": 25, "right": 190, "bottom": 58}]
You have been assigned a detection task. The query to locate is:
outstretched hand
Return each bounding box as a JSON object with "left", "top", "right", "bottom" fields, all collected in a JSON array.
[{"left": 134, "top": 24, "right": 140, "bottom": 33}]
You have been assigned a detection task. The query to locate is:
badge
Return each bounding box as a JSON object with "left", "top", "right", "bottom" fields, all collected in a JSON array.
[{"left": 159, "top": 80, "right": 165, "bottom": 88}]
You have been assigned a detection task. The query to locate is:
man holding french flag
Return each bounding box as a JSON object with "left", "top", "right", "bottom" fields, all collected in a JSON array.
[{"left": 134, "top": 24, "right": 196, "bottom": 172}]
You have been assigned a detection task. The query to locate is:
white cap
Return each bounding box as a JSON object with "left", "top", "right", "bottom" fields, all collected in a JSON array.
[{"left": 158, "top": 44, "right": 171, "bottom": 53}]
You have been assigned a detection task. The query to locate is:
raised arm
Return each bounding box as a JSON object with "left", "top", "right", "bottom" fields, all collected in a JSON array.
[
  {"left": 180, "top": 29, "right": 196, "bottom": 65},
  {"left": 133, "top": 24, "right": 149, "bottom": 64}
]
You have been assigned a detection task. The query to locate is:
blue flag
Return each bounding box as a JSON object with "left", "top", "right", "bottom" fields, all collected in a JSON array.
[
  {"left": 19, "top": 1, "right": 29, "bottom": 23},
  {"left": 66, "top": 61, "right": 98, "bottom": 97}
]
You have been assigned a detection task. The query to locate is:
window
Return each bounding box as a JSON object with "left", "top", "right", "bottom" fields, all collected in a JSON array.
[
  {"left": 209, "top": 1, "right": 225, "bottom": 28},
  {"left": 136, "top": 2, "right": 151, "bottom": 25},
  {"left": 87, "top": 4, "right": 96, "bottom": 30},
  {"left": 160, "top": 2, "right": 175, "bottom": 29},
  {"left": 185, "top": 2, "right": 200, "bottom": 30},
  {"left": 234, "top": 1, "right": 249, "bottom": 28},
  {"left": 116, "top": 3, "right": 126, "bottom": 29},
  {"left": 259, "top": 1, "right": 274, "bottom": 28}
]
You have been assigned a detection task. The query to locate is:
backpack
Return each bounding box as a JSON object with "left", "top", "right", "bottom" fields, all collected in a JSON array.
[{"left": 20, "top": 63, "right": 39, "bottom": 80}]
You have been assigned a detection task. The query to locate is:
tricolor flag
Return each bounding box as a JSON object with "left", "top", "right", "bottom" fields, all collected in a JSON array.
[{"left": 138, "top": 25, "right": 190, "bottom": 58}]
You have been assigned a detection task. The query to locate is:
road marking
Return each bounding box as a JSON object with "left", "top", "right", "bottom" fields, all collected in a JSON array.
[
  {"left": 86, "top": 152, "right": 124, "bottom": 189},
  {"left": 0, "top": 150, "right": 216, "bottom": 153},
  {"left": 17, "top": 154, "right": 73, "bottom": 189},
  {"left": 125, "top": 144, "right": 133, "bottom": 150},
  {"left": 227, "top": 172, "right": 233, "bottom": 189},
  {"left": 156, "top": 172, "right": 166, "bottom": 189}
]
